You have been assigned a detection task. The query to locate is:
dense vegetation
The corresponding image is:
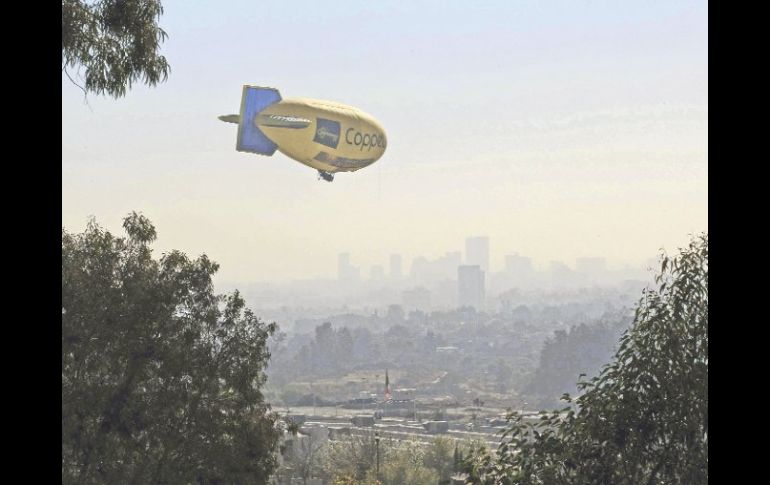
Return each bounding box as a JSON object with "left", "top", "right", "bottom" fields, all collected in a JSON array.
[
  {"left": 462, "top": 234, "right": 708, "bottom": 484},
  {"left": 62, "top": 214, "right": 280, "bottom": 483},
  {"left": 62, "top": 0, "right": 170, "bottom": 97},
  {"left": 279, "top": 434, "right": 469, "bottom": 485},
  {"left": 266, "top": 304, "right": 633, "bottom": 409},
  {"left": 526, "top": 318, "right": 629, "bottom": 407}
]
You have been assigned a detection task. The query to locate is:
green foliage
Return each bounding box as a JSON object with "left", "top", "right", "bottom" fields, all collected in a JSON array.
[
  {"left": 332, "top": 474, "right": 382, "bottom": 485},
  {"left": 62, "top": 213, "right": 280, "bottom": 484},
  {"left": 423, "top": 436, "right": 457, "bottom": 484},
  {"left": 463, "top": 234, "right": 708, "bottom": 484},
  {"left": 526, "top": 317, "right": 630, "bottom": 407},
  {"left": 322, "top": 435, "right": 466, "bottom": 485},
  {"left": 379, "top": 441, "right": 439, "bottom": 485},
  {"left": 323, "top": 434, "right": 380, "bottom": 481},
  {"left": 62, "top": 1, "right": 170, "bottom": 98},
  {"left": 283, "top": 431, "right": 326, "bottom": 482}
]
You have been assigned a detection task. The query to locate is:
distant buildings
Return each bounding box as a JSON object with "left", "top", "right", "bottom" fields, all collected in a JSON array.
[
  {"left": 430, "top": 279, "right": 458, "bottom": 309},
  {"left": 549, "top": 260, "right": 583, "bottom": 288},
  {"left": 390, "top": 254, "right": 402, "bottom": 280},
  {"left": 402, "top": 287, "right": 431, "bottom": 312},
  {"left": 338, "top": 253, "right": 360, "bottom": 283},
  {"left": 458, "top": 265, "right": 485, "bottom": 310},
  {"left": 409, "top": 256, "right": 429, "bottom": 284},
  {"left": 410, "top": 252, "right": 461, "bottom": 283},
  {"left": 423, "top": 420, "right": 449, "bottom": 434},
  {"left": 505, "top": 254, "right": 533, "bottom": 275},
  {"left": 338, "top": 253, "right": 349, "bottom": 277},
  {"left": 370, "top": 265, "right": 385, "bottom": 281},
  {"left": 503, "top": 253, "right": 534, "bottom": 288},
  {"left": 465, "top": 237, "right": 490, "bottom": 274},
  {"left": 440, "top": 252, "right": 462, "bottom": 279},
  {"left": 326, "top": 245, "right": 645, "bottom": 311},
  {"left": 386, "top": 304, "right": 405, "bottom": 321}
]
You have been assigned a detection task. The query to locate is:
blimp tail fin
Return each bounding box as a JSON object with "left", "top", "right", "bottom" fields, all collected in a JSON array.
[{"left": 236, "top": 86, "right": 282, "bottom": 156}]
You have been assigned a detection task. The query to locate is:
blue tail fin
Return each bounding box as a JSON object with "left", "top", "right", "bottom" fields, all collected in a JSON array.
[{"left": 236, "top": 86, "right": 282, "bottom": 155}]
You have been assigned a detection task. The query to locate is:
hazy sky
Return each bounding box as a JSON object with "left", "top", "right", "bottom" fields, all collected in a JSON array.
[{"left": 62, "top": 0, "right": 708, "bottom": 284}]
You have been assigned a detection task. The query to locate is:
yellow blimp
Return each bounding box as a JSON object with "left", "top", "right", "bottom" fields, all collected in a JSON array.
[{"left": 219, "top": 86, "right": 387, "bottom": 181}]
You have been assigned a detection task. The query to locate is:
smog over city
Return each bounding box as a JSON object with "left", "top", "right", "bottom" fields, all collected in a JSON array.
[{"left": 62, "top": 1, "right": 708, "bottom": 484}]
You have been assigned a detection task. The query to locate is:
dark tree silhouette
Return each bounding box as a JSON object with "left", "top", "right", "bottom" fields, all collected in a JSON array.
[{"left": 62, "top": 213, "right": 280, "bottom": 483}]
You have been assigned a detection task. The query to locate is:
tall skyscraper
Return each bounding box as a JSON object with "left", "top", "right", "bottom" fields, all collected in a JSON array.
[
  {"left": 465, "top": 237, "right": 490, "bottom": 274},
  {"left": 390, "top": 254, "right": 402, "bottom": 280},
  {"left": 458, "top": 265, "right": 485, "bottom": 310}
]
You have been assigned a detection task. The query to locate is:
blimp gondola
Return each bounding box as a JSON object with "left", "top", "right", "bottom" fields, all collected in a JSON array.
[{"left": 219, "top": 85, "right": 387, "bottom": 182}]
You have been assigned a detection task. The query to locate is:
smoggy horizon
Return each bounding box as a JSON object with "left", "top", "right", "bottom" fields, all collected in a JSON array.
[{"left": 62, "top": 0, "right": 707, "bottom": 284}]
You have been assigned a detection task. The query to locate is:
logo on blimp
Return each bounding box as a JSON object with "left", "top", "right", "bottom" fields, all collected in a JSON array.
[
  {"left": 345, "top": 128, "right": 386, "bottom": 151},
  {"left": 314, "top": 118, "right": 341, "bottom": 148}
]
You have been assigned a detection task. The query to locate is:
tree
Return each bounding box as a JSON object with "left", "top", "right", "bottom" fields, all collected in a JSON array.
[
  {"left": 283, "top": 430, "right": 327, "bottom": 484},
  {"left": 525, "top": 317, "right": 630, "bottom": 408},
  {"left": 331, "top": 474, "right": 381, "bottom": 485},
  {"left": 62, "top": 213, "right": 280, "bottom": 483},
  {"left": 463, "top": 233, "right": 708, "bottom": 484},
  {"left": 379, "top": 440, "right": 439, "bottom": 485},
  {"left": 62, "top": 0, "right": 170, "bottom": 98},
  {"left": 423, "top": 436, "right": 456, "bottom": 484},
  {"left": 323, "top": 434, "right": 380, "bottom": 482}
]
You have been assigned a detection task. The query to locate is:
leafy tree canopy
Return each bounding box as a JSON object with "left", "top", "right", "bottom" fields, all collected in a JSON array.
[
  {"left": 463, "top": 233, "right": 708, "bottom": 485},
  {"left": 526, "top": 317, "right": 630, "bottom": 408},
  {"left": 62, "top": 213, "right": 280, "bottom": 483},
  {"left": 62, "top": 0, "right": 170, "bottom": 98}
]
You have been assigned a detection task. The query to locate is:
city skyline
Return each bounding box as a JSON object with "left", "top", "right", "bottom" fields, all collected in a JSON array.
[
  {"left": 222, "top": 234, "right": 658, "bottom": 315},
  {"left": 63, "top": 0, "right": 707, "bottom": 285},
  {"left": 248, "top": 234, "right": 661, "bottom": 287}
]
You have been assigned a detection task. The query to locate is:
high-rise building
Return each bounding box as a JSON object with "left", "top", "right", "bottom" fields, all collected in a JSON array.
[
  {"left": 338, "top": 253, "right": 359, "bottom": 282},
  {"left": 409, "top": 256, "right": 429, "bottom": 284},
  {"left": 390, "top": 254, "right": 402, "bottom": 280},
  {"left": 440, "top": 251, "right": 462, "bottom": 279},
  {"left": 422, "top": 252, "right": 462, "bottom": 281},
  {"left": 465, "top": 237, "right": 490, "bottom": 274},
  {"left": 505, "top": 254, "right": 533, "bottom": 274},
  {"left": 458, "top": 265, "right": 485, "bottom": 310}
]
